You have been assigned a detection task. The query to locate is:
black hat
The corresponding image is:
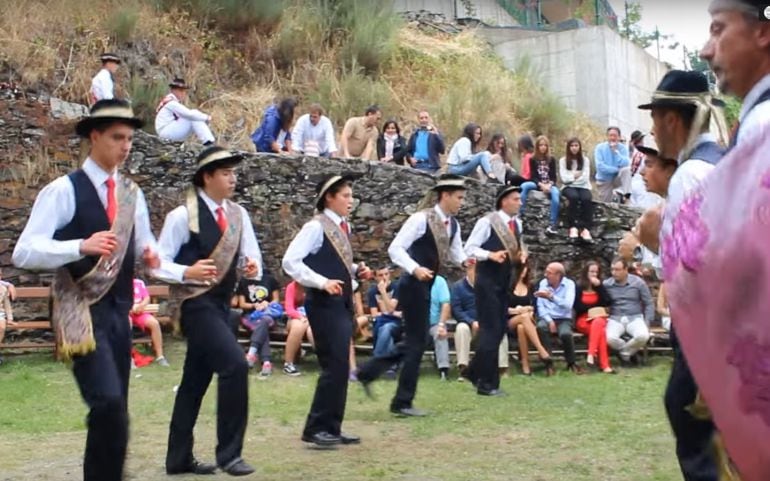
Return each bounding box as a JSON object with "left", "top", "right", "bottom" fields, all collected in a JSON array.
[
  {"left": 638, "top": 70, "right": 721, "bottom": 110},
  {"left": 192, "top": 146, "right": 244, "bottom": 186},
  {"left": 495, "top": 185, "right": 521, "bottom": 210},
  {"left": 630, "top": 130, "right": 645, "bottom": 143},
  {"left": 315, "top": 174, "right": 356, "bottom": 211},
  {"left": 636, "top": 140, "right": 677, "bottom": 166},
  {"left": 169, "top": 77, "right": 190, "bottom": 89},
  {"left": 75, "top": 99, "right": 143, "bottom": 138},
  {"left": 100, "top": 52, "right": 121, "bottom": 64},
  {"left": 431, "top": 174, "right": 467, "bottom": 192}
]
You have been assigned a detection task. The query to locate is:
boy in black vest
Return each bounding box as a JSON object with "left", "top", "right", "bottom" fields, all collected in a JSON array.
[
  {"left": 12, "top": 99, "right": 162, "bottom": 481},
  {"left": 156, "top": 146, "right": 261, "bottom": 476},
  {"left": 357, "top": 174, "right": 469, "bottom": 416},
  {"left": 282, "top": 174, "right": 371, "bottom": 448},
  {"left": 464, "top": 185, "right": 526, "bottom": 396}
]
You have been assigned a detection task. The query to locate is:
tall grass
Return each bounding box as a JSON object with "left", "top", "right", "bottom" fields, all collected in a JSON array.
[
  {"left": 107, "top": 4, "right": 140, "bottom": 43},
  {"left": 125, "top": 76, "right": 168, "bottom": 130},
  {"left": 154, "top": 0, "right": 285, "bottom": 32}
]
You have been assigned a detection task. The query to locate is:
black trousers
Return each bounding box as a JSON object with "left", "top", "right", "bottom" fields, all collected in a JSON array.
[
  {"left": 302, "top": 290, "right": 353, "bottom": 437},
  {"left": 562, "top": 186, "right": 594, "bottom": 230},
  {"left": 166, "top": 297, "right": 248, "bottom": 470},
  {"left": 537, "top": 318, "right": 576, "bottom": 365},
  {"left": 664, "top": 327, "right": 718, "bottom": 481},
  {"left": 467, "top": 280, "right": 509, "bottom": 393},
  {"left": 72, "top": 297, "right": 132, "bottom": 481},
  {"left": 357, "top": 275, "right": 431, "bottom": 410}
]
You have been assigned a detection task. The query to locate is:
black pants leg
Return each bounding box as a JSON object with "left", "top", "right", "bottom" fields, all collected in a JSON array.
[
  {"left": 391, "top": 276, "right": 431, "bottom": 410},
  {"left": 469, "top": 284, "right": 508, "bottom": 393},
  {"left": 303, "top": 295, "right": 353, "bottom": 437},
  {"left": 167, "top": 300, "right": 248, "bottom": 469},
  {"left": 577, "top": 188, "right": 594, "bottom": 230},
  {"left": 557, "top": 319, "right": 576, "bottom": 365},
  {"left": 249, "top": 316, "right": 272, "bottom": 362},
  {"left": 562, "top": 187, "right": 581, "bottom": 229},
  {"left": 664, "top": 327, "right": 718, "bottom": 481},
  {"left": 73, "top": 300, "right": 132, "bottom": 481}
]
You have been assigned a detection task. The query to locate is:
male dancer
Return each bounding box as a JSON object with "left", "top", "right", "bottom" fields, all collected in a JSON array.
[
  {"left": 12, "top": 99, "right": 162, "bottom": 481},
  {"left": 156, "top": 146, "right": 261, "bottom": 476},
  {"left": 282, "top": 174, "right": 371, "bottom": 448},
  {"left": 357, "top": 174, "right": 469, "bottom": 416},
  {"left": 90, "top": 53, "right": 120, "bottom": 104}
]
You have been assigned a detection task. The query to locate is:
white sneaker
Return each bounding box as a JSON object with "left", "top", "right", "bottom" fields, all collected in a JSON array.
[
  {"left": 283, "top": 362, "right": 301, "bottom": 376},
  {"left": 259, "top": 361, "right": 273, "bottom": 379}
]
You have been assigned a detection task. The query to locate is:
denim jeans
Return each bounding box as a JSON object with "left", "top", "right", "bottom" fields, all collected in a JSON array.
[
  {"left": 447, "top": 152, "right": 492, "bottom": 176},
  {"left": 520, "top": 181, "right": 560, "bottom": 225},
  {"left": 373, "top": 322, "right": 400, "bottom": 358}
]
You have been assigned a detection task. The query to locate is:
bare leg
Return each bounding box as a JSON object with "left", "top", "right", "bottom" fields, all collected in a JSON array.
[
  {"left": 305, "top": 325, "right": 314, "bottom": 347},
  {"left": 349, "top": 341, "right": 357, "bottom": 372},
  {"left": 284, "top": 318, "right": 306, "bottom": 363},
  {"left": 144, "top": 316, "right": 164, "bottom": 359},
  {"left": 516, "top": 324, "right": 530, "bottom": 374},
  {"left": 510, "top": 315, "right": 549, "bottom": 359}
]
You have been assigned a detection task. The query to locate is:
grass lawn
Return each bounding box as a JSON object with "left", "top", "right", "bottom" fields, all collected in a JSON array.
[{"left": 0, "top": 339, "right": 680, "bottom": 481}]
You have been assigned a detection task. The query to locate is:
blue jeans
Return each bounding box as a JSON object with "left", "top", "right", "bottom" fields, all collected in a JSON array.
[
  {"left": 448, "top": 152, "right": 492, "bottom": 176},
  {"left": 520, "top": 181, "right": 560, "bottom": 225},
  {"left": 373, "top": 322, "right": 400, "bottom": 358}
]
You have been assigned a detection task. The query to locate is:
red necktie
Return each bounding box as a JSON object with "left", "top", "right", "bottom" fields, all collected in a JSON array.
[
  {"left": 105, "top": 177, "right": 116, "bottom": 224},
  {"left": 216, "top": 207, "right": 227, "bottom": 233},
  {"left": 340, "top": 220, "right": 350, "bottom": 236},
  {"left": 508, "top": 219, "right": 517, "bottom": 234}
]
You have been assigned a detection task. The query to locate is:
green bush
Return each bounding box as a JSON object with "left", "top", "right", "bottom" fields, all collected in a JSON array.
[
  {"left": 125, "top": 76, "right": 169, "bottom": 130},
  {"left": 107, "top": 5, "right": 140, "bottom": 43},
  {"left": 154, "top": 0, "right": 284, "bottom": 32},
  {"left": 308, "top": 65, "right": 393, "bottom": 128}
]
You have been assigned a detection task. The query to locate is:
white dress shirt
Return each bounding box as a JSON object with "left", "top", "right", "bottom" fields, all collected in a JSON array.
[
  {"left": 154, "top": 93, "right": 211, "bottom": 133},
  {"left": 154, "top": 190, "right": 263, "bottom": 283},
  {"left": 12, "top": 157, "right": 158, "bottom": 271},
  {"left": 464, "top": 210, "right": 521, "bottom": 261},
  {"left": 736, "top": 73, "right": 770, "bottom": 146},
  {"left": 291, "top": 114, "right": 337, "bottom": 155},
  {"left": 282, "top": 209, "right": 357, "bottom": 290},
  {"left": 388, "top": 204, "right": 467, "bottom": 275},
  {"left": 90, "top": 69, "right": 114, "bottom": 101}
]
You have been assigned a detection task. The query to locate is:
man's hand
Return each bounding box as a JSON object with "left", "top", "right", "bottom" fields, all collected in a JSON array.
[
  {"left": 409, "top": 158, "right": 417, "bottom": 167},
  {"left": 255, "top": 300, "right": 269, "bottom": 311},
  {"left": 184, "top": 259, "right": 218, "bottom": 282},
  {"left": 413, "top": 267, "right": 434, "bottom": 282},
  {"left": 142, "top": 246, "right": 160, "bottom": 269},
  {"left": 80, "top": 231, "right": 117, "bottom": 257},
  {"left": 488, "top": 250, "right": 508, "bottom": 264},
  {"left": 534, "top": 289, "right": 553, "bottom": 300},
  {"left": 471, "top": 321, "right": 479, "bottom": 335},
  {"left": 323, "top": 279, "right": 344, "bottom": 296},
  {"left": 542, "top": 183, "right": 552, "bottom": 195},
  {"left": 436, "top": 324, "right": 448, "bottom": 339},
  {"left": 634, "top": 205, "right": 663, "bottom": 253},
  {"left": 243, "top": 256, "right": 259, "bottom": 278},
  {"left": 548, "top": 321, "right": 557, "bottom": 334},
  {"left": 377, "top": 279, "right": 389, "bottom": 294}
]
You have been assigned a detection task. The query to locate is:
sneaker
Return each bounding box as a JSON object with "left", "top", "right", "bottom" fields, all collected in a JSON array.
[
  {"left": 246, "top": 352, "right": 257, "bottom": 369},
  {"left": 283, "top": 362, "right": 301, "bottom": 376},
  {"left": 349, "top": 370, "right": 358, "bottom": 382},
  {"left": 568, "top": 227, "right": 579, "bottom": 239},
  {"left": 155, "top": 356, "right": 170, "bottom": 367},
  {"left": 439, "top": 371, "right": 448, "bottom": 381},
  {"left": 259, "top": 361, "right": 272, "bottom": 378},
  {"left": 545, "top": 225, "right": 558, "bottom": 236}
]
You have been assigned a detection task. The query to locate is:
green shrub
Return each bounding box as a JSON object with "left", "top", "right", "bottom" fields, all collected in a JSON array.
[
  {"left": 154, "top": 0, "right": 284, "bottom": 32},
  {"left": 107, "top": 5, "right": 140, "bottom": 43},
  {"left": 126, "top": 76, "right": 168, "bottom": 130},
  {"left": 308, "top": 65, "right": 393, "bottom": 128}
]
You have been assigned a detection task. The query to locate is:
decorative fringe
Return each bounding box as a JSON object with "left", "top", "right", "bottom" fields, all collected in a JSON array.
[
  {"left": 58, "top": 338, "right": 97, "bottom": 361},
  {"left": 713, "top": 432, "right": 743, "bottom": 481},
  {"left": 685, "top": 391, "right": 712, "bottom": 420}
]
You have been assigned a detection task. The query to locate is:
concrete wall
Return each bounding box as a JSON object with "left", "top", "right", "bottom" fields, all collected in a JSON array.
[
  {"left": 392, "top": 0, "right": 521, "bottom": 26},
  {"left": 480, "top": 25, "right": 669, "bottom": 137}
]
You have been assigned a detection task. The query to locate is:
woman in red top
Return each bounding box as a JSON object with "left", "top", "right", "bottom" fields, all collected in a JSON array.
[{"left": 574, "top": 262, "right": 614, "bottom": 373}]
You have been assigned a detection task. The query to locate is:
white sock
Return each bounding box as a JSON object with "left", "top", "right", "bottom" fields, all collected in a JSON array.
[{"left": 247, "top": 347, "right": 257, "bottom": 357}]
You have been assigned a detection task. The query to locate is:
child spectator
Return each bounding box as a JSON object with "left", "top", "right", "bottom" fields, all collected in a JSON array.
[
  {"left": 238, "top": 272, "right": 281, "bottom": 378},
  {"left": 130, "top": 278, "right": 168, "bottom": 366},
  {"left": 520, "top": 135, "right": 560, "bottom": 235},
  {"left": 283, "top": 280, "right": 315, "bottom": 376}
]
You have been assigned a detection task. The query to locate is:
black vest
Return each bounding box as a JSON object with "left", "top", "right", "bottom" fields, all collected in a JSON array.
[
  {"left": 407, "top": 215, "right": 459, "bottom": 274},
  {"left": 476, "top": 222, "right": 518, "bottom": 288},
  {"left": 174, "top": 196, "right": 239, "bottom": 302},
  {"left": 728, "top": 87, "right": 770, "bottom": 150},
  {"left": 53, "top": 169, "right": 135, "bottom": 304},
  {"left": 689, "top": 141, "right": 725, "bottom": 166},
  {"left": 303, "top": 231, "right": 353, "bottom": 309}
]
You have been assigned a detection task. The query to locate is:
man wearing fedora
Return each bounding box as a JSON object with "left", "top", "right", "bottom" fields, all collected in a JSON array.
[
  {"left": 282, "top": 174, "right": 371, "bottom": 448},
  {"left": 464, "top": 185, "right": 527, "bottom": 396},
  {"left": 357, "top": 174, "right": 469, "bottom": 416},
  {"left": 12, "top": 98, "right": 163, "bottom": 481},
  {"left": 155, "top": 78, "right": 216, "bottom": 146},
  {"left": 90, "top": 53, "right": 120, "bottom": 105},
  {"left": 155, "top": 145, "right": 261, "bottom": 476}
]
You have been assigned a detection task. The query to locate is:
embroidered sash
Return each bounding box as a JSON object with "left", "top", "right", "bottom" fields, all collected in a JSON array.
[
  {"left": 423, "top": 208, "right": 450, "bottom": 271},
  {"left": 314, "top": 214, "right": 354, "bottom": 274},
  {"left": 167, "top": 198, "right": 243, "bottom": 334},
  {"left": 486, "top": 212, "right": 520, "bottom": 262},
  {"left": 51, "top": 176, "right": 138, "bottom": 360}
]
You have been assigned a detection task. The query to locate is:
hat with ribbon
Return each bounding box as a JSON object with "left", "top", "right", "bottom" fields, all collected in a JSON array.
[{"left": 75, "top": 98, "right": 143, "bottom": 138}]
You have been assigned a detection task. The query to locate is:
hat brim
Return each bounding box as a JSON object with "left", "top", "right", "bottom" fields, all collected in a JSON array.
[
  {"left": 169, "top": 83, "right": 190, "bottom": 89},
  {"left": 637, "top": 146, "right": 677, "bottom": 165},
  {"left": 495, "top": 186, "right": 521, "bottom": 210},
  {"left": 75, "top": 116, "right": 144, "bottom": 137},
  {"left": 315, "top": 174, "right": 356, "bottom": 211},
  {"left": 193, "top": 153, "right": 244, "bottom": 179}
]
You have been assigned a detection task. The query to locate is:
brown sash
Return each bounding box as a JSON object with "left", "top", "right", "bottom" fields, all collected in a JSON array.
[
  {"left": 423, "top": 208, "right": 451, "bottom": 271},
  {"left": 51, "top": 176, "right": 138, "bottom": 360},
  {"left": 314, "top": 214, "right": 354, "bottom": 274},
  {"left": 486, "top": 212, "right": 520, "bottom": 261},
  {"left": 167, "top": 198, "right": 243, "bottom": 334}
]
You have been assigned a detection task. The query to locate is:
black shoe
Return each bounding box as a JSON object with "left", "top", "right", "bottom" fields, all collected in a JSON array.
[
  {"left": 390, "top": 406, "right": 428, "bottom": 417},
  {"left": 340, "top": 432, "right": 361, "bottom": 445},
  {"left": 167, "top": 459, "right": 217, "bottom": 475},
  {"left": 220, "top": 458, "right": 255, "bottom": 477},
  {"left": 360, "top": 379, "right": 375, "bottom": 400},
  {"left": 301, "top": 431, "right": 342, "bottom": 447},
  {"left": 477, "top": 388, "right": 507, "bottom": 397}
]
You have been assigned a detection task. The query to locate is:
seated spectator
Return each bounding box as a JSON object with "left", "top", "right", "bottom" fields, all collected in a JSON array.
[
  {"left": 376, "top": 119, "right": 408, "bottom": 165},
  {"left": 535, "top": 262, "right": 583, "bottom": 375},
  {"left": 0, "top": 268, "right": 16, "bottom": 302},
  {"left": 520, "top": 135, "right": 560, "bottom": 235},
  {"left": 406, "top": 110, "right": 445, "bottom": 172},
  {"left": 516, "top": 134, "right": 535, "bottom": 180},
  {"left": 130, "top": 278, "right": 168, "bottom": 366},
  {"left": 367, "top": 267, "right": 401, "bottom": 379},
  {"left": 594, "top": 126, "right": 632, "bottom": 203},
  {"left": 283, "top": 280, "right": 315, "bottom": 376},
  {"left": 0, "top": 271, "right": 15, "bottom": 366},
  {"left": 446, "top": 123, "right": 498, "bottom": 182},
  {"left": 508, "top": 260, "right": 553, "bottom": 376},
  {"left": 428, "top": 274, "right": 452, "bottom": 381},
  {"left": 574, "top": 262, "right": 614, "bottom": 373},
  {"left": 154, "top": 78, "right": 215, "bottom": 145},
  {"left": 559, "top": 137, "right": 594, "bottom": 241},
  {"left": 603, "top": 258, "right": 654, "bottom": 364},
  {"left": 251, "top": 97, "right": 296, "bottom": 153},
  {"left": 290, "top": 103, "right": 337, "bottom": 157},
  {"left": 349, "top": 289, "right": 371, "bottom": 381},
  {"left": 340, "top": 105, "right": 381, "bottom": 160},
  {"left": 238, "top": 271, "right": 281, "bottom": 377},
  {"left": 487, "top": 133, "right": 526, "bottom": 186},
  {"left": 451, "top": 263, "right": 509, "bottom": 380},
  {"left": 657, "top": 282, "right": 671, "bottom": 331}
]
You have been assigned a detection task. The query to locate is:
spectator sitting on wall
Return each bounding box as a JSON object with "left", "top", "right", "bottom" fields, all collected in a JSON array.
[
  {"left": 290, "top": 103, "right": 337, "bottom": 157},
  {"left": 406, "top": 110, "right": 445, "bottom": 173},
  {"left": 516, "top": 134, "right": 535, "bottom": 180},
  {"left": 559, "top": 137, "right": 594, "bottom": 241},
  {"left": 487, "top": 133, "right": 526, "bottom": 186},
  {"left": 251, "top": 97, "right": 297, "bottom": 153},
  {"left": 520, "top": 135, "right": 560, "bottom": 236},
  {"left": 155, "top": 78, "right": 215, "bottom": 145},
  {"left": 340, "top": 105, "right": 381, "bottom": 161},
  {"left": 594, "top": 126, "right": 632, "bottom": 203},
  {"left": 446, "top": 123, "right": 498, "bottom": 182},
  {"left": 377, "top": 119, "right": 408, "bottom": 165}
]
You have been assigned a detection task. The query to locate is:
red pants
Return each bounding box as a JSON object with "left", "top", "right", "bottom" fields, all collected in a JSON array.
[{"left": 575, "top": 315, "right": 610, "bottom": 370}]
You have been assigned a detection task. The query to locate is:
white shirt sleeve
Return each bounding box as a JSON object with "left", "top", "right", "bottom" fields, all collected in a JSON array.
[
  {"left": 238, "top": 205, "right": 263, "bottom": 280},
  {"left": 290, "top": 115, "right": 307, "bottom": 153},
  {"left": 12, "top": 176, "right": 83, "bottom": 270},
  {"left": 388, "top": 212, "right": 427, "bottom": 275},
  {"left": 323, "top": 117, "right": 338, "bottom": 153},
  {"left": 464, "top": 216, "right": 492, "bottom": 261},
  {"left": 281, "top": 220, "right": 328, "bottom": 290},
  {"left": 167, "top": 100, "right": 210, "bottom": 122},
  {"left": 133, "top": 189, "right": 159, "bottom": 259},
  {"left": 449, "top": 222, "right": 468, "bottom": 265},
  {"left": 152, "top": 206, "right": 191, "bottom": 283}
]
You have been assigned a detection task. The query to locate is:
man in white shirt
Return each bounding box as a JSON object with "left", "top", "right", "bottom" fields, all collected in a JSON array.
[
  {"left": 291, "top": 103, "right": 337, "bottom": 157},
  {"left": 89, "top": 53, "right": 120, "bottom": 105},
  {"left": 12, "top": 99, "right": 162, "bottom": 481},
  {"left": 154, "top": 78, "right": 215, "bottom": 145}
]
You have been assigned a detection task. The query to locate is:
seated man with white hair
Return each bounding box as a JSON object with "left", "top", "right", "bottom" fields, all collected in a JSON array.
[
  {"left": 603, "top": 257, "right": 654, "bottom": 364},
  {"left": 535, "top": 262, "right": 582, "bottom": 375}
]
